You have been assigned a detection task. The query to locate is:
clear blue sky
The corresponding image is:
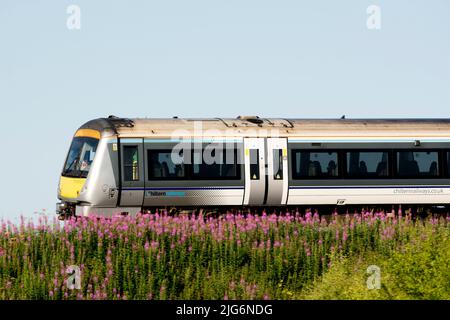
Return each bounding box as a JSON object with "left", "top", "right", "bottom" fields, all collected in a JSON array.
[{"left": 1, "top": 1, "right": 449, "bottom": 219}]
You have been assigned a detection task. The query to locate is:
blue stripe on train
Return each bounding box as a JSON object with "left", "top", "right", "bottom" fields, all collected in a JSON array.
[
  {"left": 122, "top": 185, "right": 450, "bottom": 191},
  {"left": 122, "top": 186, "right": 244, "bottom": 191},
  {"left": 289, "top": 185, "right": 450, "bottom": 189}
]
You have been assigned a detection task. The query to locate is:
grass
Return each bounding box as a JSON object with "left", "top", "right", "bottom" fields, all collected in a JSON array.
[{"left": 0, "top": 210, "right": 448, "bottom": 300}]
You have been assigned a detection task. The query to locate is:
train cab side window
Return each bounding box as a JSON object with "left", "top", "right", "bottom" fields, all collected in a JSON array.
[
  {"left": 292, "top": 151, "right": 338, "bottom": 178},
  {"left": 396, "top": 151, "right": 439, "bottom": 178},
  {"left": 249, "top": 149, "right": 260, "bottom": 180},
  {"left": 346, "top": 151, "right": 389, "bottom": 178},
  {"left": 148, "top": 150, "right": 186, "bottom": 179},
  {"left": 123, "top": 146, "right": 139, "bottom": 181}
]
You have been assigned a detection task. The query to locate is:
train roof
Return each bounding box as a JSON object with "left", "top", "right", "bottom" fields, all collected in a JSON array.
[{"left": 78, "top": 116, "right": 450, "bottom": 140}]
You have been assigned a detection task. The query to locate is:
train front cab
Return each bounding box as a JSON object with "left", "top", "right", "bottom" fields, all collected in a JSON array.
[{"left": 57, "top": 129, "right": 100, "bottom": 218}]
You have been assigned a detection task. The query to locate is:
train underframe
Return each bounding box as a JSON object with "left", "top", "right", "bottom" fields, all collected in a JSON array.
[{"left": 56, "top": 201, "right": 450, "bottom": 220}]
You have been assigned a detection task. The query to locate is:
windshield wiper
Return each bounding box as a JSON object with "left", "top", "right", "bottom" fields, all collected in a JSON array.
[{"left": 63, "top": 156, "right": 80, "bottom": 175}]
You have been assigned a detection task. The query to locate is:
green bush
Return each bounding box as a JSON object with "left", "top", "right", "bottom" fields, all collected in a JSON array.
[{"left": 300, "top": 220, "right": 450, "bottom": 300}]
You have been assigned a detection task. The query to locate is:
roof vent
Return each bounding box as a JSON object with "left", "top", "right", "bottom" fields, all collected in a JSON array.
[
  {"left": 237, "top": 115, "right": 264, "bottom": 124},
  {"left": 105, "top": 116, "right": 134, "bottom": 128}
]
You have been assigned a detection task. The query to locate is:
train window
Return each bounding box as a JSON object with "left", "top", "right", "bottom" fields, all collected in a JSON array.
[
  {"left": 191, "top": 146, "right": 240, "bottom": 179},
  {"left": 448, "top": 152, "right": 450, "bottom": 177},
  {"left": 62, "top": 137, "right": 99, "bottom": 178},
  {"left": 346, "top": 151, "right": 389, "bottom": 178},
  {"left": 396, "top": 151, "right": 439, "bottom": 178},
  {"left": 148, "top": 149, "right": 186, "bottom": 180},
  {"left": 123, "top": 146, "right": 139, "bottom": 181},
  {"left": 273, "top": 149, "right": 283, "bottom": 180},
  {"left": 292, "top": 150, "right": 338, "bottom": 178},
  {"left": 249, "top": 149, "right": 260, "bottom": 180}
]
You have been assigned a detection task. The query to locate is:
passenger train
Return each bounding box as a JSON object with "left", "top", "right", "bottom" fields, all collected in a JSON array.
[{"left": 56, "top": 116, "right": 450, "bottom": 218}]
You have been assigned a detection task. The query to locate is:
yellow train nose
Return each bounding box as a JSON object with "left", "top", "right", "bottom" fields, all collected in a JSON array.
[{"left": 59, "top": 176, "right": 86, "bottom": 199}]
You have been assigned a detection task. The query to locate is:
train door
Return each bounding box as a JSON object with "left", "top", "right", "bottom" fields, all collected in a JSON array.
[
  {"left": 266, "top": 138, "right": 288, "bottom": 205},
  {"left": 243, "top": 138, "right": 266, "bottom": 205},
  {"left": 119, "top": 139, "right": 145, "bottom": 207}
]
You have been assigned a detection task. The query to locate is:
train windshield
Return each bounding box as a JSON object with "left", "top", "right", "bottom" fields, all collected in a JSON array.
[{"left": 62, "top": 137, "right": 99, "bottom": 178}]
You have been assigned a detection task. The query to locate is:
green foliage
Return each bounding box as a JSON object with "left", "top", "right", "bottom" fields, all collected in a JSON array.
[
  {"left": 300, "top": 219, "right": 450, "bottom": 300},
  {"left": 0, "top": 212, "right": 448, "bottom": 300}
]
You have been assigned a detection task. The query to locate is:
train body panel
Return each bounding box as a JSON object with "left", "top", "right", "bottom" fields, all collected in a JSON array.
[
  {"left": 77, "top": 138, "right": 120, "bottom": 207},
  {"left": 143, "top": 188, "right": 245, "bottom": 206},
  {"left": 59, "top": 176, "right": 86, "bottom": 200},
  {"left": 56, "top": 116, "right": 450, "bottom": 218},
  {"left": 75, "top": 206, "right": 141, "bottom": 218},
  {"left": 287, "top": 185, "right": 450, "bottom": 205}
]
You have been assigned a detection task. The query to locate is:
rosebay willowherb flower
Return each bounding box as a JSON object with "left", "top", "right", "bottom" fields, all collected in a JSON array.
[{"left": 0, "top": 209, "right": 448, "bottom": 299}]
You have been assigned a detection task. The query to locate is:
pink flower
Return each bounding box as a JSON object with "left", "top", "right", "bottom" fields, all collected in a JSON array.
[
  {"left": 151, "top": 241, "right": 159, "bottom": 249},
  {"left": 343, "top": 231, "right": 348, "bottom": 242}
]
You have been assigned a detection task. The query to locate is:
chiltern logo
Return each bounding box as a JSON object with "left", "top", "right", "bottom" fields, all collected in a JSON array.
[{"left": 148, "top": 191, "right": 166, "bottom": 197}]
